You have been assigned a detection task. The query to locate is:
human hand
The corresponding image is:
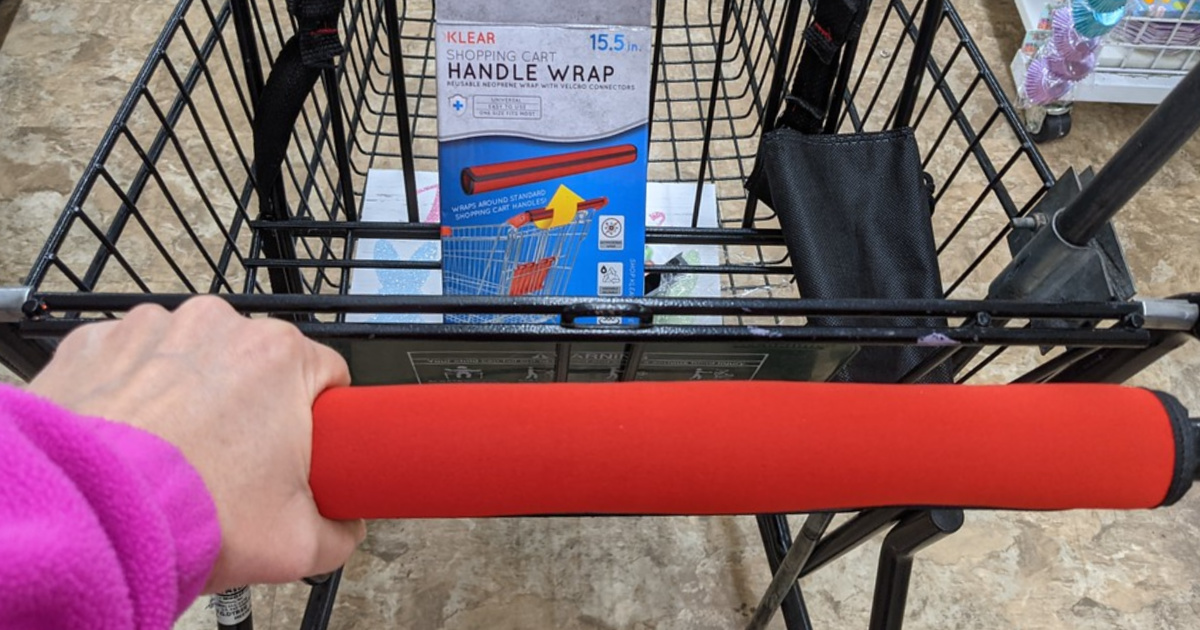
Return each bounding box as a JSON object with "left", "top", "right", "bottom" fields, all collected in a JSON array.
[{"left": 29, "top": 296, "right": 365, "bottom": 592}]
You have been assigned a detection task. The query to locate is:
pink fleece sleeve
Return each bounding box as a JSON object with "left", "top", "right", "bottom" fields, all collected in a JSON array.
[{"left": 0, "top": 385, "right": 221, "bottom": 629}]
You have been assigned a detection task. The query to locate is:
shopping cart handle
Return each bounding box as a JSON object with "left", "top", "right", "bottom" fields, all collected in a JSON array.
[
  {"left": 507, "top": 198, "right": 608, "bottom": 228},
  {"left": 309, "top": 383, "right": 1198, "bottom": 520}
]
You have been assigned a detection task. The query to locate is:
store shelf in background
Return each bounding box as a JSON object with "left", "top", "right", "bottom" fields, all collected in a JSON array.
[
  {"left": 1011, "top": 0, "right": 1199, "bottom": 105},
  {"left": 1015, "top": 0, "right": 1048, "bottom": 31},
  {"left": 1011, "top": 52, "right": 1181, "bottom": 104}
]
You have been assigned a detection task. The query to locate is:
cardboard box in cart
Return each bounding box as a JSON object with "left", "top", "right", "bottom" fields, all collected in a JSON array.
[{"left": 436, "top": 0, "right": 652, "bottom": 322}]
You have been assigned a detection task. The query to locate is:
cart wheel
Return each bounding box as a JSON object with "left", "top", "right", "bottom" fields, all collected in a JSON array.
[{"left": 1028, "top": 111, "right": 1072, "bottom": 144}]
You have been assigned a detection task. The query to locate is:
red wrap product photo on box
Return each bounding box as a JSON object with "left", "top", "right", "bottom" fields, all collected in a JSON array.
[{"left": 460, "top": 144, "right": 639, "bottom": 195}]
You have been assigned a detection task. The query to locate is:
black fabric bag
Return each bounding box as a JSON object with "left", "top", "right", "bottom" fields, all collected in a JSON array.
[{"left": 750, "top": 127, "right": 952, "bottom": 383}]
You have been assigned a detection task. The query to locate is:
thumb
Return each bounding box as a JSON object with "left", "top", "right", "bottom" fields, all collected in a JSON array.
[{"left": 307, "top": 518, "right": 367, "bottom": 577}]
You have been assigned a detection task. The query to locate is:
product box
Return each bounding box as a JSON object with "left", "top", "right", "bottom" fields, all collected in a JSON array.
[
  {"left": 348, "top": 170, "right": 724, "bottom": 326},
  {"left": 435, "top": 1, "right": 652, "bottom": 322}
]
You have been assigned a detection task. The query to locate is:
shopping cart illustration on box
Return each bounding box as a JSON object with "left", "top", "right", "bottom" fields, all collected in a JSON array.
[{"left": 440, "top": 197, "right": 604, "bottom": 323}]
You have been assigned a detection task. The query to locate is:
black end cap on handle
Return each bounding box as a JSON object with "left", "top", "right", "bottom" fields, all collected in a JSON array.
[{"left": 1155, "top": 391, "right": 1197, "bottom": 507}]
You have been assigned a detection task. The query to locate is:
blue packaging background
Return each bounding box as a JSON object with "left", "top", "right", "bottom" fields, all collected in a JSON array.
[{"left": 439, "top": 126, "right": 647, "bottom": 304}]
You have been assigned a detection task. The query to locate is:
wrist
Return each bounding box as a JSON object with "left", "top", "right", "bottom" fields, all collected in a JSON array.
[{"left": 85, "top": 416, "right": 222, "bottom": 613}]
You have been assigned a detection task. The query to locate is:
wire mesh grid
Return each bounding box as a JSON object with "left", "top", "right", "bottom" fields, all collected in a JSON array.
[{"left": 21, "top": 0, "right": 1162, "bottom": 387}]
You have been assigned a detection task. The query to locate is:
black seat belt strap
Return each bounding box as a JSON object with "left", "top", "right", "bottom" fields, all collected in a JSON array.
[
  {"left": 287, "top": 0, "right": 346, "bottom": 68},
  {"left": 779, "top": 0, "right": 871, "bottom": 134}
]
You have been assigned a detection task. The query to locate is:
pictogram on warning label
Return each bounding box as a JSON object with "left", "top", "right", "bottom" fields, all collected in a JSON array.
[
  {"left": 408, "top": 351, "right": 556, "bottom": 384},
  {"left": 599, "top": 215, "right": 625, "bottom": 250},
  {"left": 598, "top": 263, "right": 624, "bottom": 296},
  {"left": 567, "top": 350, "right": 628, "bottom": 382},
  {"left": 635, "top": 352, "right": 768, "bottom": 381}
]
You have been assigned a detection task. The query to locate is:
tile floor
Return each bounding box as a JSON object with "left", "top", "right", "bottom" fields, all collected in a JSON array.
[{"left": 2, "top": 0, "right": 1200, "bottom": 628}]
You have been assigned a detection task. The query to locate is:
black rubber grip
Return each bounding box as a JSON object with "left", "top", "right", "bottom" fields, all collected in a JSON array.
[{"left": 1156, "top": 390, "right": 1197, "bottom": 506}]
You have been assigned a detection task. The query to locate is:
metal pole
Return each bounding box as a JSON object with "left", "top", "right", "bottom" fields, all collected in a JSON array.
[
  {"left": 746, "top": 513, "right": 834, "bottom": 630},
  {"left": 213, "top": 586, "right": 254, "bottom": 630},
  {"left": 800, "top": 508, "right": 908, "bottom": 578},
  {"left": 298, "top": 568, "right": 343, "bottom": 630},
  {"left": 321, "top": 69, "right": 359, "bottom": 221},
  {"left": 230, "top": 0, "right": 266, "bottom": 108},
  {"left": 867, "top": 509, "right": 963, "bottom": 630},
  {"left": 693, "top": 0, "right": 736, "bottom": 228},
  {"left": 381, "top": 0, "right": 421, "bottom": 222},
  {"left": 755, "top": 515, "right": 811, "bottom": 630},
  {"left": 893, "top": 0, "right": 945, "bottom": 129},
  {"left": 742, "top": 0, "right": 807, "bottom": 228}
]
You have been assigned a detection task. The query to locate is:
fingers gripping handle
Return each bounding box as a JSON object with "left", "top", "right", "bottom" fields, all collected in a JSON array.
[{"left": 309, "top": 383, "right": 1195, "bottom": 520}]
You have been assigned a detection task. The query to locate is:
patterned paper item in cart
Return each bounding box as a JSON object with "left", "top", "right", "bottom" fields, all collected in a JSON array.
[{"left": 347, "top": 171, "right": 722, "bottom": 325}]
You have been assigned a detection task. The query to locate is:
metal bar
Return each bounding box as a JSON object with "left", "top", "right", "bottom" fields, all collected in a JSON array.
[
  {"left": 758, "top": 0, "right": 806, "bottom": 136},
  {"left": 298, "top": 568, "right": 342, "bottom": 630},
  {"left": 279, "top": 73, "right": 343, "bottom": 296},
  {"left": 0, "top": 287, "right": 31, "bottom": 323},
  {"left": 0, "top": 286, "right": 55, "bottom": 376},
  {"left": 693, "top": 0, "right": 736, "bottom": 228},
  {"left": 754, "top": 515, "right": 810, "bottom": 630},
  {"left": 554, "top": 343, "right": 571, "bottom": 382},
  {"left": 29, "top": 293, "right": 1146, "bottom": 320},
  {"left": 897, "top": 345, "right": 959, "bottom": 383},
  {"left": 211, "top": 181, "right": 259, "bottom": 293},
  {"left": 0, "top": 324, "right": 54, "bottom": 381},
  {"left": 213, "top": 586, "right": 253, "bottom": 630},
  {"left": 1052, "top": 331, "right": 1196, "bottom": 384},
  {"left": 20, "top": 319, "right": 1154, "bottom": 347},
  {"left": 893, "top": 0, "right": 944, "bottom": 129},
  {"left": 800, "top": 508, "right": 908, "bottom": 578},
  {"left": 230, "top": 0, "right": 266, "bottom": 108},
  {"left": 1056, "top": 64, "right": 1200, "bottom": 245},
  {"left": 746, "top": 513, "right": 834, "bottom": 630},
  {"left": 259, "top": 186, "right": 309, "bottom": 297},
  {"left": 245, "top": 259, "right": 440, "bottom": 270},
  {"left": 868, "top": 509, "right": 964, "bottom": 630},
  {"left": 250, "top": 222, "right": 788, "bottom": 246},
  {"left": 338, "top": 0, "right": 386, "bottom": 182},
  {"left": 382, "top": 0, "right": 420, "bottom": 222},
  {"left": 322, "top": 68, "right": 359, "bottom": 221},
  {"left": 860, "top": 2, "right": 915, "bottom": 125},
  {"left": 245, "top": 258, "right": 792, "bottom": 276},
  {"left": 1141, "top": 299, "right": 1200, "bottom": 331},
  {"left": 742, "top": 0, "right": 806, "bottom": 229},
  {"left": 1010, "top": 347, "right": 1099, "bottom": 384},
  {"left": 823, "top": 5, "right": 869, "bottom": 135},
  {"left": 647, "top": 0, "right": 668, "bottom": 132},
  {"left": 618, "top": 342, "right": 645, "bottom": 382}
]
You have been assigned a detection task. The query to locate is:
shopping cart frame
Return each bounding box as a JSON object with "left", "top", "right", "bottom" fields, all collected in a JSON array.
[{"left": 4, "top": 0, "right": 1200, "bottom": 628}]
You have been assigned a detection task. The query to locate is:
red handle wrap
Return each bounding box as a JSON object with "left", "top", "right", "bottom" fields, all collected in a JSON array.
[{"left": 310, "top": 383, "right": 1183, "bottom": 520}]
